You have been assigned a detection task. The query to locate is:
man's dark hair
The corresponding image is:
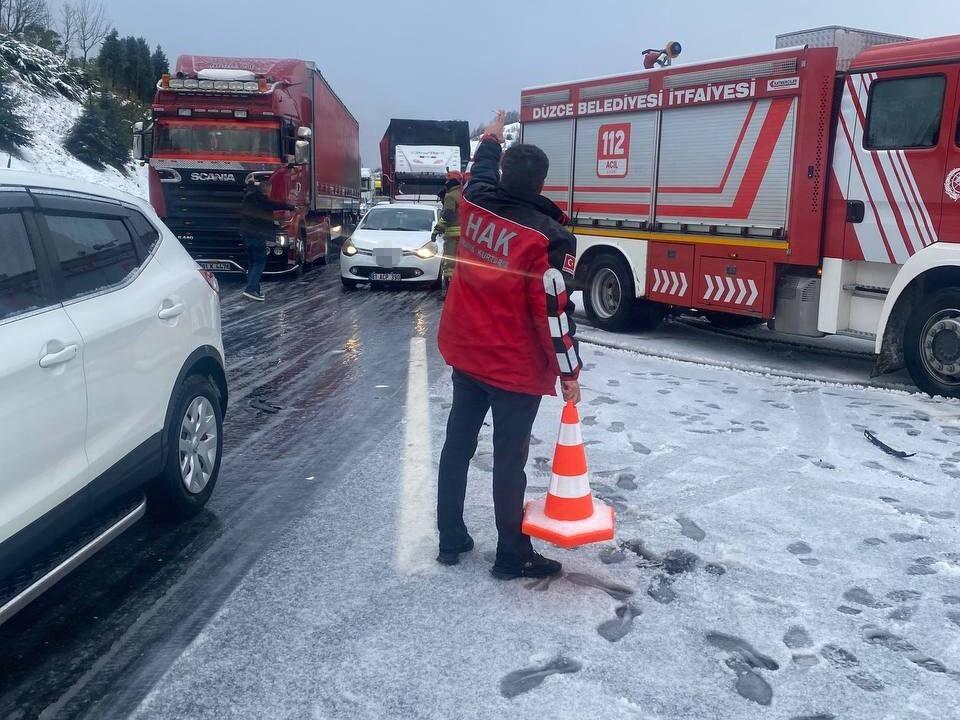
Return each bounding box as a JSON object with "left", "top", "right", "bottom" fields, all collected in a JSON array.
[{"left": 500, "top": 143, "right": 549, "bottom": 197}]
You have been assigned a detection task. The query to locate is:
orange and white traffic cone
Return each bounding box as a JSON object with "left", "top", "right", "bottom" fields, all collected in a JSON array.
[{"left": 522, "top": 401, "right": 615, "bottom": 549}]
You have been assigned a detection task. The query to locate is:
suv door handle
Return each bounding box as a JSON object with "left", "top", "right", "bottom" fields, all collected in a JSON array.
[
  {"left": 39, "top": 344, "right": 78, "bottom": 368},
  {"left": 158, "top": 302, "right": 185, "bottom": 320}
]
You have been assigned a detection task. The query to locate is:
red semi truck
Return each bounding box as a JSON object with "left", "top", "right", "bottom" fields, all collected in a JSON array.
[
  {"left": 134, "top": 56, "right": 360, "bottom": 275},
  {"left": 520, "top": 27, "right": 960, "bottom": 396}
]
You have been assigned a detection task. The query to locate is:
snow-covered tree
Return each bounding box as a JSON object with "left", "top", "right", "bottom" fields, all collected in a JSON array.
[
  {"left": 64, "top": 91, "right": 129, "bottom": 170},
  {"left": 150, "top": 44, "right": 168, "bottom": 83},
  {"left": 0, "top": 64, "right": 32, "bottom": 155}
]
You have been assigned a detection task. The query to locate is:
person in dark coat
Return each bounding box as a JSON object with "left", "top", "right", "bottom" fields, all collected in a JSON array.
[
  {"left": 240, "top": 177, "right": 293, "bottom": 301},
  {"left": 435, "top": 111, "right": 582, "bottom": 580}
]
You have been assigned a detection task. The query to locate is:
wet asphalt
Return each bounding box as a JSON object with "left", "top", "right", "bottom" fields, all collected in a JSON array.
[{"left": 0, "top": 259, "right": 447, "bottom": 720}]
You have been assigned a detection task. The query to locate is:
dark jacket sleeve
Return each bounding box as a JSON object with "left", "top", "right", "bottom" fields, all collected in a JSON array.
[
  {"left": 465, "top": 135, "right": 502, "bottom": 195},
  {"left": 528, "top": 223, "right": 582, "bottom": 381}
]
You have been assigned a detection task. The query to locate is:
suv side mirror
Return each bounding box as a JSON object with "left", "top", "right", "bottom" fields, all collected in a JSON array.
[{"left": 296, "top": 126, "right": 312, "bottom": 141}]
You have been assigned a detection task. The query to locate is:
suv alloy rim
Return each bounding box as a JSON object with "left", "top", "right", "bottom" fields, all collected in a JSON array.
[{"left": 179, "top": 396, "right": 218, "bottom": 493}]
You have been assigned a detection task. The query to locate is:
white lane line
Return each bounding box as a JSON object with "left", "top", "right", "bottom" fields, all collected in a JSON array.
[{"left": 396, "top": 336, "right": 435, "bottom": 572}]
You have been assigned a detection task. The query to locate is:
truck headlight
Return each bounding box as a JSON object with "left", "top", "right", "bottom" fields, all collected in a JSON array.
[
  {"left": 342, "top": 240, "right": 358, "bottom": 256},
  {"left": 276, "top": 234, "right": 289, "bottom": 247},
  {"left": 415, "top": 241, "right": 439, "bottom": 259}
]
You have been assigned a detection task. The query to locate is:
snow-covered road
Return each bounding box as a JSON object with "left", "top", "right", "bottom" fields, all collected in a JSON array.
[{"left": 127, "top": 336, "right": 960, "bottom": 719}]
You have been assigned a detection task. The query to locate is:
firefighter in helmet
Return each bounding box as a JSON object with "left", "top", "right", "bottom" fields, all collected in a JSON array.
[{"left": 431, "top": 169, "right": 463, "bottom": 298}]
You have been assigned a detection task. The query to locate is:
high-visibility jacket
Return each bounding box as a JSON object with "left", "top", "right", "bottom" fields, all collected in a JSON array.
[
  {"left": 437, "top": 136, "right": 582, "bottom": 396},
  {"left": 433, "top": 184, "right": 461, "bottom": 239}
]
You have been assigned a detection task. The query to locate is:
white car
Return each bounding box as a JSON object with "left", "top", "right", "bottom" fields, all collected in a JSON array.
[
  {"left": 0, "top": 171, "right": 227, "bottom": 625},
  {"left": 340, "top": 203, "right": 441, "bottom": 288}
]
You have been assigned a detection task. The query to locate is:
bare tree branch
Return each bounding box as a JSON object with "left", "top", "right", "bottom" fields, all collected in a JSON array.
[
  {"left": 58, "top": 2, "right": 76, "bottom": 59},
  {"left": 75, "top": 0, "right": 109, "bottom": 65},
  {"left": 1, "top": 0, "right": 49, "bottom": 34}
]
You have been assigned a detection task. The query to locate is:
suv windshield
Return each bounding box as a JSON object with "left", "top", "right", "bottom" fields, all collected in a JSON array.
[
  {"left": 154, "top": 119, "right": 280, "bottom": 160},
  {"left": 360, "top": 207, "right": 434, "bottom": 231}
]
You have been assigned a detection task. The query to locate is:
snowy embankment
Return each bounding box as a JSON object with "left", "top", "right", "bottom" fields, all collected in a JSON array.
[{"left": 0, "top": 35, "right": 146, "bottom": 198}]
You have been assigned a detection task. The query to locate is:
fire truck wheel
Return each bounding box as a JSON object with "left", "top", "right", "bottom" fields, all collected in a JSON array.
[
  {"left": 584, "top": 253, "right": 641, "bottom": 331},
  {"left": 704, "top": 311, "right": 762, "bottom": 329},
  {"left": 904, "top": 288, "right": 960, "bottom": 398}
]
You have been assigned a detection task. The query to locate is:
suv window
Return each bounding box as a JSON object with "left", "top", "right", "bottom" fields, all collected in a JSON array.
[
  {"left": 865, "top": 75, "right": 946, "bottom": 150},
  {"left": 126, "top": 209, "right": 161, "bottom": 255},
  {"left": 0, "top": 212, "right": 46, "bottom": 322},
  {"left": 44, "top": 213, "right": 139, "bottom": 301}
]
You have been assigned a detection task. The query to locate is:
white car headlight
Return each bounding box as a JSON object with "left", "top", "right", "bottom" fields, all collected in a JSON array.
[
  {"left": 342, "top": 240, "right": 358, "bottom": 256},
  {"left": 415, "top": 241, "right": 439, "bottom": 259}
]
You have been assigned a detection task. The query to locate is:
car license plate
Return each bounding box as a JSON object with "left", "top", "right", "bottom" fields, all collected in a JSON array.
[
  {"left": 370, "top": 272, "right": 402, "bottom": 282},
  {"left": 200, "top": 261, "right": 233, "bottom": 271}
]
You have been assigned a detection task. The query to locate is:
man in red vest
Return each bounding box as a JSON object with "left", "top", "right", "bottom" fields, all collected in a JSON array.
[{"left": 436, "top": 111, "right": 582, "bottom": 580}]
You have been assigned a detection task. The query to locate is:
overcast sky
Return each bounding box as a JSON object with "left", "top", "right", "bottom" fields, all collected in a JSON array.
[{"left": 93, "top": 0, "right": 957, "bottom": 166}]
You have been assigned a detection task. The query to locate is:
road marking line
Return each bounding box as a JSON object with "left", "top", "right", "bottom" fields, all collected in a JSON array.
[{"left": 396, "top": 336, "right": 435, "bottom": 572}]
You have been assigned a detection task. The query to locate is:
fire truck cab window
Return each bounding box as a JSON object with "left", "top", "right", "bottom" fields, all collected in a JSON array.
[{"left": 865, "top": 75, "right": 946, "bottom": 150}]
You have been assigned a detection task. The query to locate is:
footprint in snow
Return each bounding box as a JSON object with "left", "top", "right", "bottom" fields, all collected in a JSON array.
[
  {"left": 590, "top": 395, "right": 618, "bottom": 406},
  {"left": 606, "top": 379, "right": 620, "bottom": 387},
  {"left": 581, "top": 415, "right": 598, "bottom": 426},
  {"left": 629, "top": 441, "right": 651, "bottom": 455},
  {"left": 608, "top": 421, "right": 625, "bottom": 433},
  {"left": 565, "top": 572, "right": 634, "bottom": 602},
  {"left": 842, "top": 587, "right": 891, "bottom": 609},
  {"left": 861, "top": 625, "right": 951, "bottom": 675},
  {"left": 787, "top": 541, "right": 821, "bottom": 566},
  {"left": 675, "top": 516, "right": 706, "bottom": 541},
  {"left": 597, "top": 604, "right": 641, "bottom": 642},
  {"left": 647, "top": 574, "right": 678, "bottom": 604},
  {"left": 533, "top": 457, "right": 551, "bottom": 473},
  {"left": 616, "top": 473, "right": 637, "bottom": 490},
  {"left": 705, "top": 632, "right": 779, "bottom": 706},
  {"left": 499, "top": 656, "right": 582, "bottom": 698},
  {"left": 598, "top": 546, "right": 626, "bottom": 565}
]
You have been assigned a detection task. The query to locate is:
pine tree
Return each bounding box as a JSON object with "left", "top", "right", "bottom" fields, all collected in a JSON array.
[
  {"left": 65, "top": 92, "right": 131, "bottom": 171},
  {"left": 0, "top": 66, "right": 33, "bottom": 156},
  {"left": 134, "top": 37, "right": 153, "bottom": 103},
  {"left": 97, "top": 30, "right": 122, "bottom": 89},
  {"left": 151, "top": 44, "right": 169, "bottom": 84}
]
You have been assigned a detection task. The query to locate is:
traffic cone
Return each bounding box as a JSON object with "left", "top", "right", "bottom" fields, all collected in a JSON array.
[{"left": 522, "top": 401, "right": 615, "bottom": 549}]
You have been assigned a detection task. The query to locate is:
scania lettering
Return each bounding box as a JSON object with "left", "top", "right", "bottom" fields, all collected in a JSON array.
[
  {"left": 135, "top": 56, "right": 360, "bottom": 276},
  {"left": 520, "top": 27, "right": 960, "bottom": 398},
  {"left": 190, "top": 172, "right": 237, "bottom": 182}
]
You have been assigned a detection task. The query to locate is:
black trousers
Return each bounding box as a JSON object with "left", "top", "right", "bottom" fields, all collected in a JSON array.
[
  {"left": 437, "top": 369, "right": 542, "bottom": 557},
  {"left": 244, "top": 236, "right": 267, "bottom": 293}
]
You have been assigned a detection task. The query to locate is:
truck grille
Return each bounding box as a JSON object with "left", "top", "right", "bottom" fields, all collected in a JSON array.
[{"left": 160, "top": 179, "right": 289, "bottom": 272}]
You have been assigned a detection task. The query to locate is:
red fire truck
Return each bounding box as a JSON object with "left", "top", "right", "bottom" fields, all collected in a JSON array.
[
  {"left": 520, "top": 27, "right": 960, "bottom": 397},
  {"left": 135, "top": 56, "right": 360, "bottom": 276}
]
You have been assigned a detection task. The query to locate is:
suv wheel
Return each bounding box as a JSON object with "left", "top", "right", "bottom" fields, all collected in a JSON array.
[{"left": 149, "top": 374, "right": 224, "bottom": 519}]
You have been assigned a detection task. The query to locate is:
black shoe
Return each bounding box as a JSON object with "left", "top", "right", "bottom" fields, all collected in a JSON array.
[
  {"left": 243, "top": 290, "right": 265, "bottom": 302},
  {"left": 491, "top": 550, "right": 562, "bottom": 580},
  {"left": 436, "top": 535, "right": 474, "bottom": 566}
]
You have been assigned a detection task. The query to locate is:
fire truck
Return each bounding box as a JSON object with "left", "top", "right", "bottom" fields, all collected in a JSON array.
[
  {"left": 520, "top": 27, "right": 960, "bottom": 397},
  {"left": 134, "top": 56, "right": 360, "bottom": 276}
]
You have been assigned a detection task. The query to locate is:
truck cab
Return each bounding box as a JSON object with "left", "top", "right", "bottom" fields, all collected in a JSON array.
[{"left": 136, "top": 57, "right": 360, "bottom": 276}]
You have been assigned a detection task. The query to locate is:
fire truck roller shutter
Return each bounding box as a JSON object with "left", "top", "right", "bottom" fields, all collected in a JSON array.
[
  {"left": 519, "top": 119, "right": 573, "bottom": 213},
  {"left": 655, "top": 97, "right": 796, "bottom": 235},
  {"left": 573, "top": 113, "right": 657, "bottom": 223}
]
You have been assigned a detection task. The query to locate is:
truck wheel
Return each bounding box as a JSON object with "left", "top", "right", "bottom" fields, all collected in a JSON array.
[
  {"left": 904, "top": 288, "right": 960, "bottom": 398},
  {"left": 704, "top": 311, "right": 762, "bottom": 329},
  {"left": 583, "top": 253, "right": 663, "bottom": 332},
  {"left": 148, "top": 374, "right": 223, "bottom": 520}
]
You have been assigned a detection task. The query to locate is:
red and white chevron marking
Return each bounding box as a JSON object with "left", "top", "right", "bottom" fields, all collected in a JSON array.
[
  {"left": 703, "top": 274, "right": 758, "bottom": 306},
  {"left": 833, "top": 72, "right": 939, "bottom": 264},
  {"left": 651, "top": 268, "right": 688, "bottom": 297}
]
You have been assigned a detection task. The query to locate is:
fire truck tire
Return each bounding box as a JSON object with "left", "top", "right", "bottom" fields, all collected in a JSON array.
[
  {"left": 584, "top": 253, "right": 658, "bottom": 331},
  {"left": 904, "top": 288, "right": 960, "bottom": 398},
  {"left": 704, "top": 311, "right": 762, "bottom": 329}
]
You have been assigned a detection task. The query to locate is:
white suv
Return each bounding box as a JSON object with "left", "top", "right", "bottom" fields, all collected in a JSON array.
[{"left": 0, "top": 172, "right": 227, "bottom": 624}]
